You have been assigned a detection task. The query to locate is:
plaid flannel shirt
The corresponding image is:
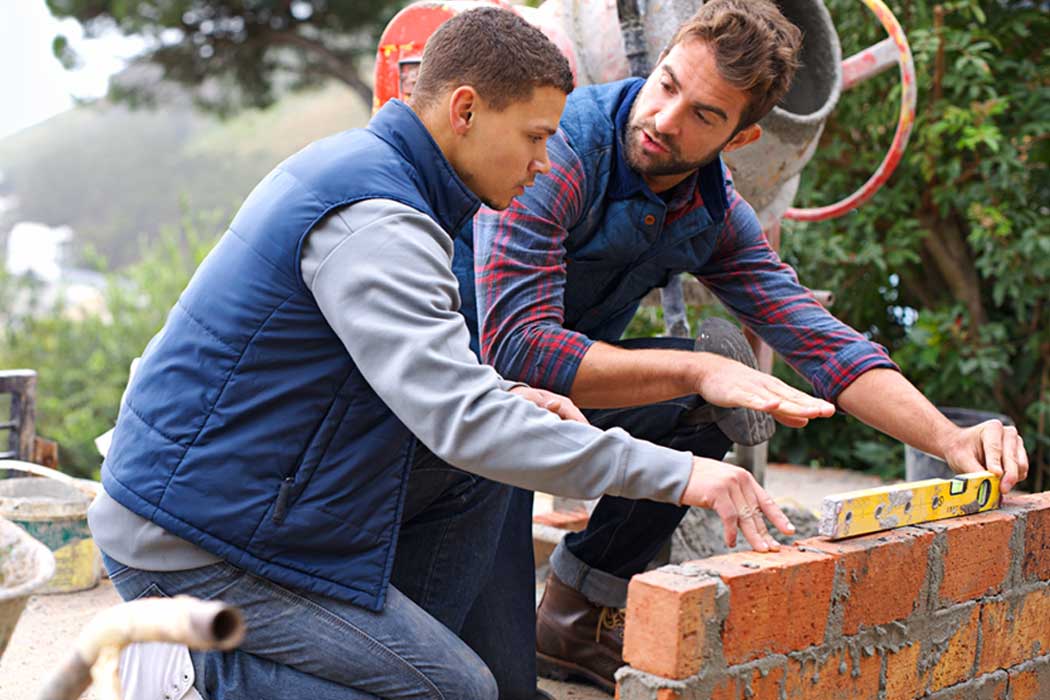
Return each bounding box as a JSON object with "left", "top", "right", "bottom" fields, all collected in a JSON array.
[{"left": 471, "top": 82, "right": 896, "bottom": 402}]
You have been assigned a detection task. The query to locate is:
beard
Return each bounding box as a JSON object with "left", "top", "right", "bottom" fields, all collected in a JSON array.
[{"left": 623, "top": 112, "right": 731, "bottom": 178}]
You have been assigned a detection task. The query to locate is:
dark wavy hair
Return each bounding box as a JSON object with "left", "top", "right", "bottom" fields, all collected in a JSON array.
[
  {"left": 667, "top": 0, "right": 802, "bottom": 129},
  {"left": 411, "top": 7, "right": 574, "bottom": 113}
]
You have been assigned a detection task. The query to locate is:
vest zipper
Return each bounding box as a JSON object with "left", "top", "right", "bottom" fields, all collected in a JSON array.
[{"left": 272, "top": 476, "right": 293, "bottom": 525}]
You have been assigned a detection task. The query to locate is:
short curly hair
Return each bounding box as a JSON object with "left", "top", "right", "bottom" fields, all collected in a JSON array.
[
  {"left": 411, "top": 7, "right": 574, "bottom": 113},
  {"left": 667, "top": 0, "right": 802, "bottom": 129}
]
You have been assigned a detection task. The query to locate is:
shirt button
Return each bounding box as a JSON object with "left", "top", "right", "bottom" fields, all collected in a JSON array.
[{"left": 644, "top": 214, "right": 656, "bottom": 225}]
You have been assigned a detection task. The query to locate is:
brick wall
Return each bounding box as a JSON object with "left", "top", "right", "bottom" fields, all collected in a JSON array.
[{"left": 619, "top": 492, "right": 1050, "bottom": 700}]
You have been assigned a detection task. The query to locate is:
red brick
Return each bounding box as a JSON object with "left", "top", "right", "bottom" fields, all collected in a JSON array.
[
  {"left": 710, "top": 664, "right": 785, "bottom": 700},
  {"left": 698, "top": 548, "right": 835, "bottom": 664},
  {"left": 783, "top": 647, "right": 881, "bottom": 699},
  {"left": 532, "top": 508, "right": 589, "bottom": 531},
  {"left": 1004, "top": 492, "right": 1050, "bottom": 582},
  {"left": 935, "top": 510, "right": 1015, "bottom": 603},
  {"left": 800, "top": 527, "right": 934, "bottom": 634},
  {"left": 1008, "top": 655, "right": 1050, "bottom": 700},
  {"left": 978, "top": 586, "right": 1050, "bottom": 674},
  {"left": 623, "top": 569, "right": 721, "bottom": 679},
  {"left": 884, "top": 642, "right": 924, "bottom": 699},
  {"left": 883, "top": 605, "right": 981, "bottom": 697}
]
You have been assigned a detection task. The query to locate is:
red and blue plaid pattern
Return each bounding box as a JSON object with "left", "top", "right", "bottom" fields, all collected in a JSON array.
[{"left": 473, "top": 128, "right": 896, "bottom": 402}]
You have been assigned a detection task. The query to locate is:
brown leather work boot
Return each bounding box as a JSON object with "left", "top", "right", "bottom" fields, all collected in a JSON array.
[{"left": 535, "top": 572, "right": 625, "bottom": 693}]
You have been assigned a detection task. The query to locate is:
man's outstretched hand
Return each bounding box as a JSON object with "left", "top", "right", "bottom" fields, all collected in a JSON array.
[
  {"left": 693, "top": 353, "right": 835, "bottom": 428},
  {"left": 510, "top": 384, "right": 589, "bottom": 424},
  {"left": 680, "top": 456, "right": 795, "bottom": 552},
  {"left": 942, "top": 419, "right": 1029, "bottom": 493}
]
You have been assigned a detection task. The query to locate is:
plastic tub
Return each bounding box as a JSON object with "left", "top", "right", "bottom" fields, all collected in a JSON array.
[
  {"left": 0, "top": 516, "right": 56, "bottom": 657},
  {"left": 0, "top": 477, "right": 100, "bottom": 593}
]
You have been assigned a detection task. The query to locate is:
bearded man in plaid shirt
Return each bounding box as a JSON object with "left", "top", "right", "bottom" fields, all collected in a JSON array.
[{"left": 451, "top": 0, "right": 1029, "bottom": 694}]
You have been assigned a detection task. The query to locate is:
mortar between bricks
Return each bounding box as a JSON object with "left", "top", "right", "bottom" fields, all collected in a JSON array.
[{"left": 618, "top": 491, "right": 1050, "bottom": 700}]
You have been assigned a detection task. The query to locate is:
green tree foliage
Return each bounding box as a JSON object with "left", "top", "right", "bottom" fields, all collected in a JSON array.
[
  {"left": 46, "top": 0, "right": 401, "bottom": 114},
  {"left": 0, "top": 219, "right": 219, "bottom": 478},
  {"left": 770, "top": 1, "right": 1049, "bottom": 483}
]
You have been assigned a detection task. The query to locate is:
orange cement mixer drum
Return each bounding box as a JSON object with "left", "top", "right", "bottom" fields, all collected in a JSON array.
[
  {"left": 373, "top": 1, "right": 515, "bottom": 112},
  {"left": 372, "top": 0, "right": 578, "bottom": 112}
]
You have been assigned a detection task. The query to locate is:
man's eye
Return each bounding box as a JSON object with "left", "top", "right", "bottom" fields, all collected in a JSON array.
[
  {"left": 530, "top": 135, "right": 544, "bottom": 143},
  {"left": 695, "top": 112, "right": 710, "bottom": 125},
  {"left": 661, "top": 82, "right": 674, "bottom": 94}
]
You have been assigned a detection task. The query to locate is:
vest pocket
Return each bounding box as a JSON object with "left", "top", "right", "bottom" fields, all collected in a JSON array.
[{"left": 268, "top": 389, "right": 355, "bottom": 526}]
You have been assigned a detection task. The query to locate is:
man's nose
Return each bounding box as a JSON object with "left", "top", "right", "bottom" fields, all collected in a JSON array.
[
  {"left": 531, "top": 152, "right": 551, "bottom": 175},
  {"left": 651, "top": 96, "right": 684, "bottom": 137},
  {"left": 653, "top": 101, "right": 682, "bottom": 137}
]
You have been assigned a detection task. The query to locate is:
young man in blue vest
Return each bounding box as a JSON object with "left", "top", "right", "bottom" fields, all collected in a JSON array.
[
  {"left": 87, "top": 7, "right": 814, "bottom": 699},
  {"left": 458, "top": 0, "right": 1030, "bottom": 691}
]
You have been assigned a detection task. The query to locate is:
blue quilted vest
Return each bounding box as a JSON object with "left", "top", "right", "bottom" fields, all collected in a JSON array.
[
  {"left": 455, "top": 78, "right": 729, "bottom": 348},
  {"left": 102, "top": 100, "right": 481, "bottom": 611}
]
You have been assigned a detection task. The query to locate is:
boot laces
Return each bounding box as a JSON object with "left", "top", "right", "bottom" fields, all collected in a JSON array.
[{"left": 596, "top": 606, "right": 626, "bottom": 642}]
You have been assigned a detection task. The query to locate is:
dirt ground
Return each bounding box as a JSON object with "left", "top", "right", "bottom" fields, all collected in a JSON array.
[{"left": 0, "top": 463, "right": 885, "bottom": 700}]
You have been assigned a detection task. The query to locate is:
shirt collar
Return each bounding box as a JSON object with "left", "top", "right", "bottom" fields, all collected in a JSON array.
[
  {"left": 609, "top": 79, "right": 651, "bottom": 201},
  {"left": 367, "top": 99, "right": 481, "bottom": 233}
]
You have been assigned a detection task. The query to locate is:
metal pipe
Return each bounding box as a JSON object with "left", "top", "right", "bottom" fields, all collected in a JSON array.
[
  {"left": 616, "top": 0, "right": 651, "bottom": 77},
  {"left": 0, "top": 460, "right": 98, "bottom": 499},
  {"left": 36, "top": 596, "right": 245, "bottom": 700},
  {"left": 841, "top": 37, "right": 898, "bottom": 91},
  {"left": 660, "top": 278, "right": 691, "bottom": 338},
  {"left": 784, "top": 0, "right": 917, "bottom": 222},
  {"left": 613, "top": 0, "right": 690, "bottom": 338}
]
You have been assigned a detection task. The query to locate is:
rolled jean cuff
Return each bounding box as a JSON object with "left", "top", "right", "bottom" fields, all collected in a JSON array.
[{"left": 549, "top": 538, "right": 630, "bottom": 608}]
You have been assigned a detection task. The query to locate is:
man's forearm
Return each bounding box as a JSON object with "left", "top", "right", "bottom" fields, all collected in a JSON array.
[
  {"left": 836, "top": 368, "right": 956, "bottom": 457},
  {"left": 570, "top": 342, "right": 701, "bottom": 408}
]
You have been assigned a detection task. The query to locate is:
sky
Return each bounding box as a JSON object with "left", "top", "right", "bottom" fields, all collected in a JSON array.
[{"left": 0, "top": 1, "right": 145, "bottom": 140}]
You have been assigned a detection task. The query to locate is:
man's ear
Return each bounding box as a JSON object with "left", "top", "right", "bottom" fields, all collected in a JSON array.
[
  {"left": 723, "top": 124, "right": 762, "bottom": 153},
  {"left": 448, "top": 86, "right": 479, "bottom": 136}
]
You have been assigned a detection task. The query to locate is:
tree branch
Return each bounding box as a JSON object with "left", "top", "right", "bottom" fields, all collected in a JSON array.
[
  {"left": 263, "top": 30, "right": 373, "bottom": 106},
  {"left": 897, "top": 262, "right": 944, "bottom": 311},
  {"left": 917, "top": 195, "right": 988, "bottom": 330},
  {"left": 932, "top": 5, "right": 946, "bottom": 105}
]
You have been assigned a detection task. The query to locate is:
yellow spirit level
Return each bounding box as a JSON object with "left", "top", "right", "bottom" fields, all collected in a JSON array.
[{"left": 819, "top": 471, "right": 1001, "bottom": 540}]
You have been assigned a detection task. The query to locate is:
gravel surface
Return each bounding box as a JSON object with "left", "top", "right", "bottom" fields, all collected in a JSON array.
[{"left": 0, "top": 580, "right": 119, "bottom": 700}]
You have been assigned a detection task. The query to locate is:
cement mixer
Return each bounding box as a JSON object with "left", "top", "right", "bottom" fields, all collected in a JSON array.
[{"left": 374, "top": 0, "right": 915, "bottom": 228}]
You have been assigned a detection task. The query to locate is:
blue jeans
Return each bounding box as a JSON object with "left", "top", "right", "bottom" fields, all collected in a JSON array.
[
  {"left": 468, "top": 336, "right": 734, "bottom": 698},
  {"left": 103, "top": 447, "right": 511, "bottom": 700}
]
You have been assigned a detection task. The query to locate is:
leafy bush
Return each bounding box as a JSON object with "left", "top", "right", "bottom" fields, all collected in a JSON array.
[
  {"left": 623, "top": 2, "right": 1048, "bottom": 484},
  {"left": 769, "top": 0, "right": 1049, "bottom": 482},
  {"left": 0, "top": 218, "right": 219, "bottom": 478}
]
